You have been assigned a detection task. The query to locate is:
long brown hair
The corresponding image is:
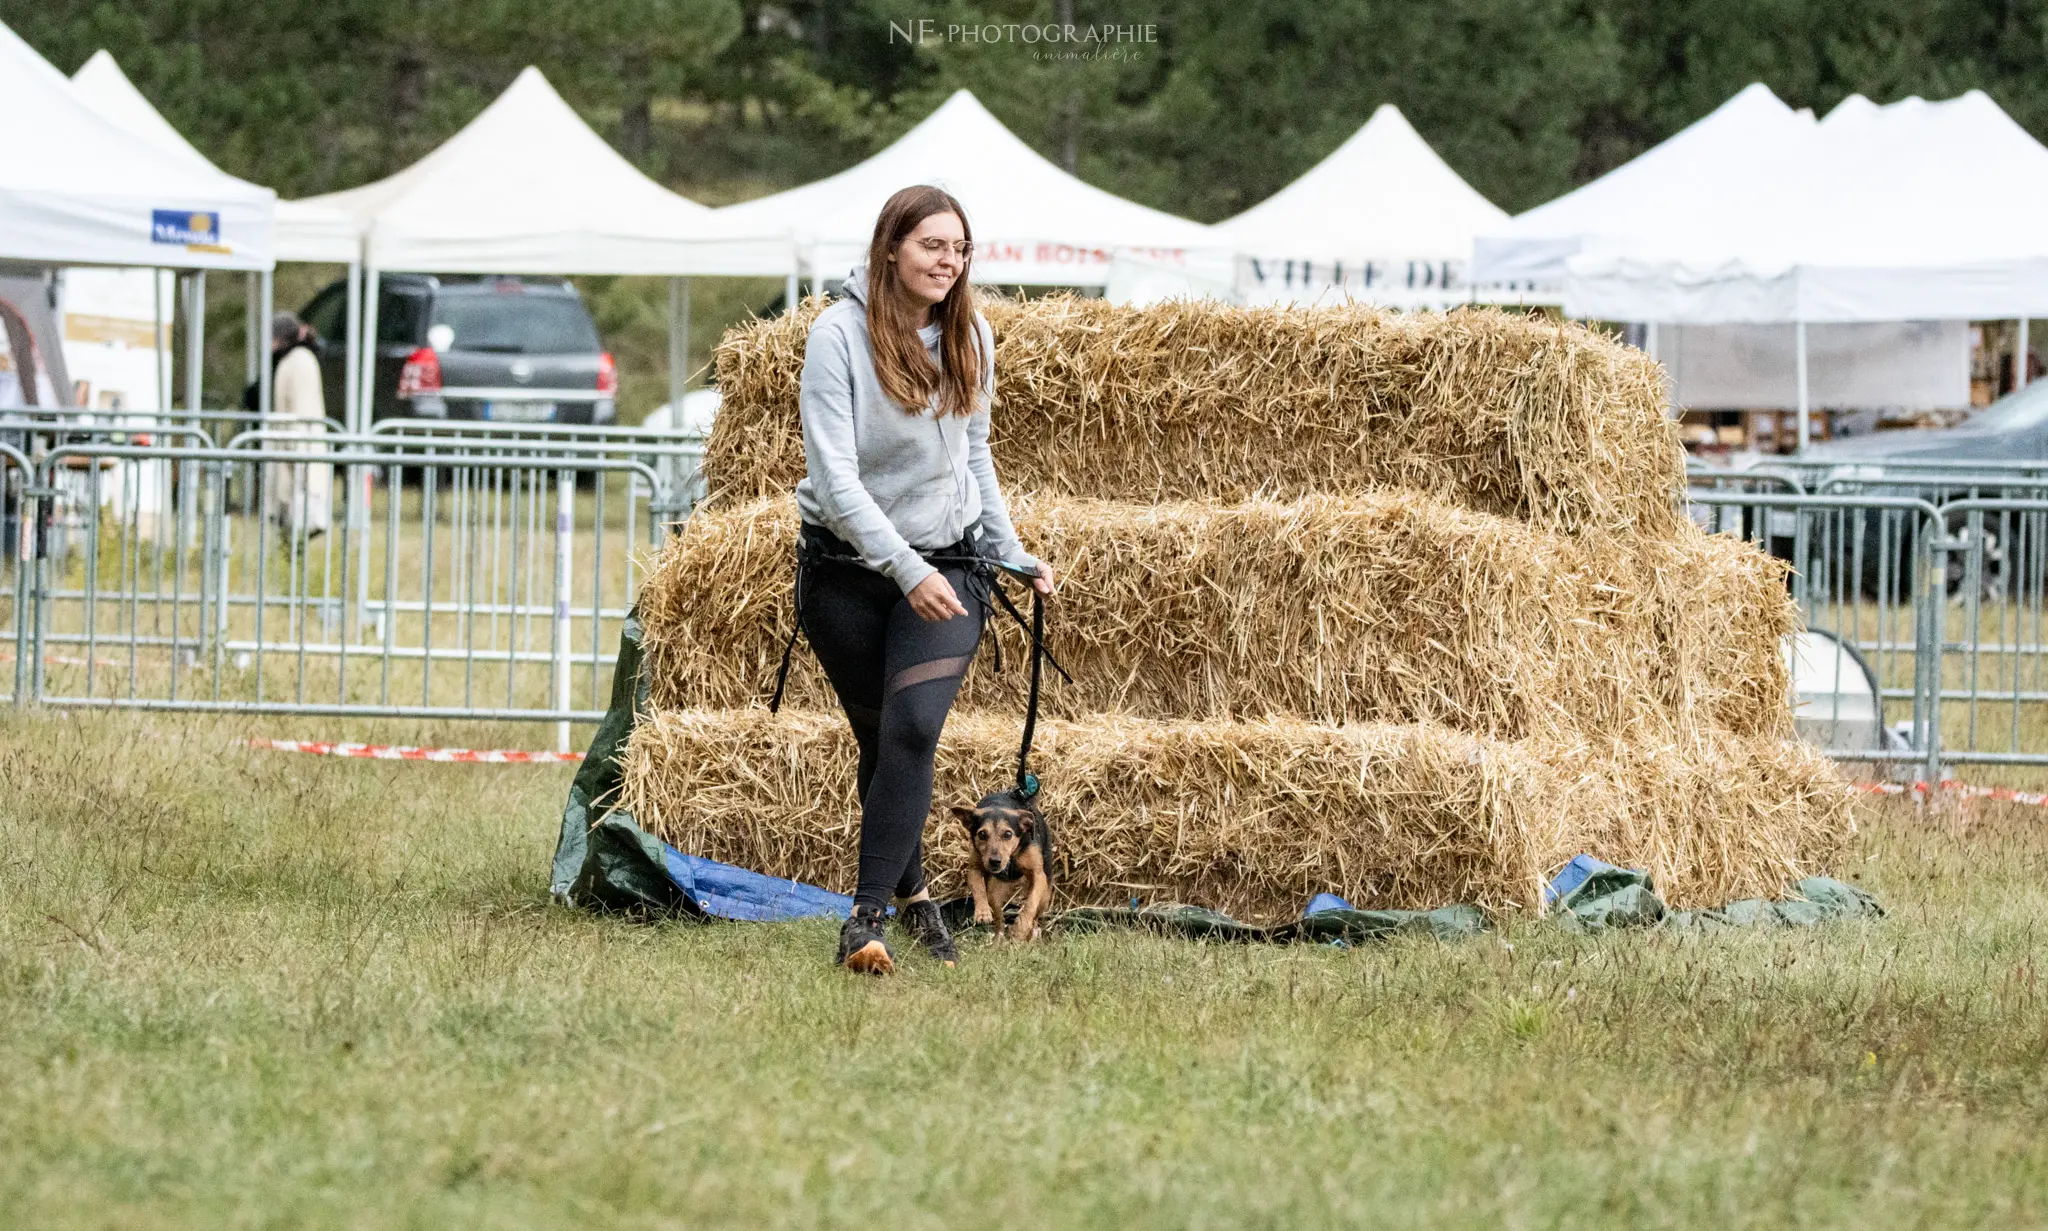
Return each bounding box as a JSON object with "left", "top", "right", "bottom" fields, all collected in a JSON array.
[{"left": 865, "top": 185, "right": 985, "bottom": 418}]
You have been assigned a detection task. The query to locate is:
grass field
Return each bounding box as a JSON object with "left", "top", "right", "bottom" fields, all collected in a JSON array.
[{"left": 5, "top": 710, "right": 2048, "bottom": 1228}]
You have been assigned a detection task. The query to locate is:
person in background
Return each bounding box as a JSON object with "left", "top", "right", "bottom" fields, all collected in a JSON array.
[{"left": 263, "top": 311, "right": 332, "bottom": 539}]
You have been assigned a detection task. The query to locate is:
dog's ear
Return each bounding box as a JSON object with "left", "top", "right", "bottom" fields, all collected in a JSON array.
[
  {"left": 1014, "top": 812, "right": 1035, "bottom": 840},
  {"left": 951, "top": 805, "right": 981, "bottom": 832}
]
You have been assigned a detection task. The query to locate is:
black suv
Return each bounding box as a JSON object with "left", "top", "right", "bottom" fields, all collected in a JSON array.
[{"left": 299, "top": 274, "right": 615, "bottom": 426}]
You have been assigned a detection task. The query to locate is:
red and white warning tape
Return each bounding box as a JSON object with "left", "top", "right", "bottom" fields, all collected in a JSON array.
[
  {"left": 245, "top": 738, "right": 582, "bottom": 764},
  {"left": 1856, "top": 779, "right": 2048, "bottom": 808}
]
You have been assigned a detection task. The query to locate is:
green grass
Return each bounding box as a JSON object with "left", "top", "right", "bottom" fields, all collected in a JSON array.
[{"left": 5, "top": 710, "right": 2048, "bottom": 1227}]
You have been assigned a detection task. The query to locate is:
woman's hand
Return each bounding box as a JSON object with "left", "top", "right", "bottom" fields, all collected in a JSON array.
[
  {"left": 1031, "top": 561, "right": 1056, "bottom": 596},
  {"left": 908, "top": 572, "right": 970, "bottom": 622}
]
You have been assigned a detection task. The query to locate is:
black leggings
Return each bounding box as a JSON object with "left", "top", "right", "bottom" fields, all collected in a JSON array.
[{"left": 799, "top": 534, "right": 985, "bottom": 911}]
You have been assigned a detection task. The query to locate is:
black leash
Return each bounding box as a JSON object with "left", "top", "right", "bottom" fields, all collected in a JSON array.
[{"left": 766, "top": 534, "right": 1068, "bottom": 795}]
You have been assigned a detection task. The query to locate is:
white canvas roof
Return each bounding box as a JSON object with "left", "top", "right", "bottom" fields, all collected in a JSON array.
[
  {"left": 1215, "top": 104, "right": 1525, "bottom": 308},
  {"left": 714, "top": 89, "right": 1216, "bottom": 286},
  {"left": 1564, "top": 89, "right": 2048, "bottom": 322},
  {"left": 0, "top": 22, "right": 273, "bottom": 270},
  {"left": 71, "top": 50, "right": 216, "bottom": 169},
  {"left": 1472, "top": 83, "right": 1815, "bottom": 292},
  {"left": 69, "top": 49, "right": 355, "bottom": 265},
  {"left": 295, "top": 67, "right": 791, "bottom": 276}
]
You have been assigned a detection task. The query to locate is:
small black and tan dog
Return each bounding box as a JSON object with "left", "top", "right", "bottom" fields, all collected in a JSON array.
[{"left": 952, "top": 788, "right": 1053, "bottom": 940}]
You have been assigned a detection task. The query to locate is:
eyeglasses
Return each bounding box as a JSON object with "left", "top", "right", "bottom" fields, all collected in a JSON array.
[{"left": 911, "top": 237, "right": 974, "bottom": 259}]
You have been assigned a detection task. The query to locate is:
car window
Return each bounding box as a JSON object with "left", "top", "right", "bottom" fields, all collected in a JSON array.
[
  {"left": 378, "top": 290, "right": 426, "bottom": 345},
  {"left": 301, "top": 285, "right": 348, "bottom": 346},
  {"left": 430, "top": 294, "right": 600, "bottom": 354}
]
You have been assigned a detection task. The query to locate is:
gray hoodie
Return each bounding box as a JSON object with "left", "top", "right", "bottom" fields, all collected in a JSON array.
[{"left": 795, "top": 262, "right": 1039, "bottom": 595}]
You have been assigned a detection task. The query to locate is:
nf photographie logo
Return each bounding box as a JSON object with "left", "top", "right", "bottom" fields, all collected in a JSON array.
[{"left": 888, "top": 20, "right": 1158, "bottom": 46}]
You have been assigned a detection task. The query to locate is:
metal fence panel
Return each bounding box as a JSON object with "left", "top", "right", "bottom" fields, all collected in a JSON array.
[{"left": 25, "top": 442, "right": 663, "bottom": 750}]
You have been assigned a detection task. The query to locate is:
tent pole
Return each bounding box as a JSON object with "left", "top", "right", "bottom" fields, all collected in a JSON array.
[
  {"left": 354, "top": 266, "right": 380, "bottom": 641},
  {"left": 343, "top": 260, "right": 362, "bottom": 429},
  {"left": 785, "top": 270, "right": 799, "bottom": 314},
  {"left": 257, "top": 271, "right": 275, "bottom": 420},
  {"left": 1795, "top": 320, "right": 1810, "bottom": 453},
  {"left": 184, "top": 271, "right": 205, "bottom": 414},
  {"left": 667, "top": 276, "right": 686, "bottom": 412},
  {"left": 357, "top": 267, "right": 380, "bottom": 434},
  {"left": 154, "top": 271, "right": 171, "bottom": 413},
  {"left": 679, "top": 278, "right": 692, "bottom": 395},
  {"left": 244, "top": 272, "right": 260, "bottom": 393},
  {"left": 183, "top": 271, "right": 206, "bottom": 552},
  {"left": 2020, "top": 318, "right": 2032, "bottom": 391}
]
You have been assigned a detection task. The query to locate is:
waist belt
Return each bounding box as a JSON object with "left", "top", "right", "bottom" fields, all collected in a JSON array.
[{"left": 768, "top": 522, "right": 1069, "bottom": 794}]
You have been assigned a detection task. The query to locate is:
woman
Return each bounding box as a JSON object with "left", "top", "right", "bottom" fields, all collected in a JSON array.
[
  {"left": 796, "top": 185, "right": 1054, "bottom": 975},
  {"left": 262, "top": 312, "right": 333, "bottom": 539}
]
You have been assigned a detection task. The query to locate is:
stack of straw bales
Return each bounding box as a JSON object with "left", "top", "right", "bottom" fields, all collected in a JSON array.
[{"left": 620, "top": 294, "right": 1852, "bottom": 919}]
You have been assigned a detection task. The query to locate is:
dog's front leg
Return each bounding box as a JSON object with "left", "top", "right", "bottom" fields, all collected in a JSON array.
[
  {"left": 966, "top": 865, "right": 994, "bottom": 927},
  {"left": 1010, "top": 871, "right": 1051, "bottom": 941},
  {"left": 985, "top": 880, "right": 1018, "bottom": 941}
]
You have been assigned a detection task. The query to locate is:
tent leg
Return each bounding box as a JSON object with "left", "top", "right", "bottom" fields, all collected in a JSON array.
[
  {"left": 244, "top": 272, "right": 261, "bottom": 393},
  {"left": 1795, "top": 320, "right": 1810, "bottom": 454},
  {"left": 2020, "top": 318, "right": 2031, "bottom": 391},
  {"left": 258, "top": 271, "right": 275, "bottom": 420},
  {"left": 184, "top": 271, "right": 205, "bottom": 415},
  {"left": 155, "top": 271, "right": 171, "bottom": 414},
  {"left": 183, "top": 272, "right": 206, "bottom": 551},
  {"left": 667, "top": 276, "right": 687, "bottom": 412},
  {"left": 354, "top": 268, "right": 380, "bottom": 640},
  {"left": 785, "top": 271, "right": 799, "bottom": 314},
  {"left": 344, "top": 260, "right": 363, "bottom": 429},
  {"left": 357, "top": 267, "right": 380, "bottom": 434}
]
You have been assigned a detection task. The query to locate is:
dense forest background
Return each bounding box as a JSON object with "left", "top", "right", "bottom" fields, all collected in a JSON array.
[{"left": 10, "top": 0, "right": 2048, "bottom": 414}]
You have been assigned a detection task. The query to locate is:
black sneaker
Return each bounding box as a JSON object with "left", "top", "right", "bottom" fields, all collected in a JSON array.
[
  {"left": 899, "top": 898, "right": 959, "bottom": 967},
  {"left": 835, "top": 904, "right": 895, "bottom": 975}
]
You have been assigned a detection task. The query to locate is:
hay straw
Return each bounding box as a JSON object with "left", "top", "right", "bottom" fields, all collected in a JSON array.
[
  {"left": 619, "top": 708, "right": 1853, "bottom": 921},
  {"left": 636, "top": 494, "right": 1794, "bottom": 741},
  {"left": 703, "top": 294, "right": 1684, "bottom": 538}
]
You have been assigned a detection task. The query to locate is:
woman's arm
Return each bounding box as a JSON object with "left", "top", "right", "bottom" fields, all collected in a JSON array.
[
  {"left": 965, "top": 317, "right": 1041, "bottom": 575},
  {"left": 800, "top": 324, "right": 937, "bottom": 596}
]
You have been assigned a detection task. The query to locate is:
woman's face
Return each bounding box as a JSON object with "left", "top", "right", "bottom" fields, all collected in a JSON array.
[{"left": 892, "top": 211, "right": 968, "bottom": 309}]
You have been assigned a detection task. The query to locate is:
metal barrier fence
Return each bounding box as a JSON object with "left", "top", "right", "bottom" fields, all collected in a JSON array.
[
  {"left": 9, "top": 422, "right": 2048, "bottom": 774},
  {"left": 1689, "top": 472, "right": 2048, "bottom": 775},
  {"left": 3, "top": 428, "right": 697, "bottom": 751}
]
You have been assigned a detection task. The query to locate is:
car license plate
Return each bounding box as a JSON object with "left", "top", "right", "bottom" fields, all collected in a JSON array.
[{"left": 484, "top": 400, "right": 556, "bottom": 422}]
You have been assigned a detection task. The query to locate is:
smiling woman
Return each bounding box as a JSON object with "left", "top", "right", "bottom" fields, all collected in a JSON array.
[{"left": 781, "top": 185, "right": 1057, "bottom": 975}]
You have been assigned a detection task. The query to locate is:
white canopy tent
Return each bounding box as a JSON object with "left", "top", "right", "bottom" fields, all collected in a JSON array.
[
  {"left": 1, "top": 25, "right": 275, "bottom": 273},
  {"left": 712, "top": 89, "right": 1218, "bottom": 288},
  {"left": 2, "top": 23, "right": 272, "bottom": 424},
  {"left": 296, "top": 67, "right": 790, "bottom": 279},
  {"left": 291, "top": 66, "right": 794, "bottom": 430},
  {"left": 1212, "top": 104, "right": 1540, "bottom": 309},
  {"left": 68, "top": 48, "right": 348, "bottom": 419},
  {"left": 1471, "top": 83, "right": 1817, "bottom": 294},
  {"left": 1564, "top": 90, "right": 2048, "bottom": 324},
  {"left": 1556, "top": 89, "right": 2048, "bottom": 446},
  {"left": 1472, "top": 84, "right": 2048, "bottom": 446}
]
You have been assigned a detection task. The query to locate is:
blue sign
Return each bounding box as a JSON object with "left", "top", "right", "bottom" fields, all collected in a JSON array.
[{"left": 151, "top": 209, "right": 220, "bottom": 247}]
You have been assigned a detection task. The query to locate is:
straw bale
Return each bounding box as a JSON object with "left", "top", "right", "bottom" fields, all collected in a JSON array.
[
  {"left": 619, "top": 708, "right": 1853, "bottom": 921},
  {"left": 703, "top": 294, "right": 1684, "bottom": 537},
  {"left": 635, "top": 494, "right": 1795, "bottom": 740}
]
